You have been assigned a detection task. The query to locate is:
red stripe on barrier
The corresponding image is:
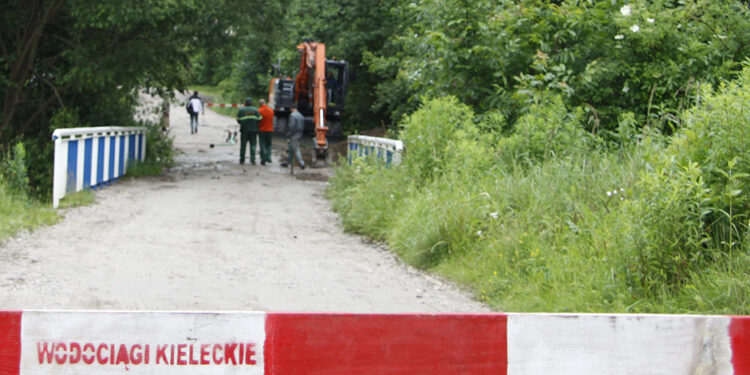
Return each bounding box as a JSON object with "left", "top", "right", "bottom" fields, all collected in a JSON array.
[
  {"left": 206, "top": 103, "right": 243, "bottom": 108},
  {"left": 732, "top": 316, "right": 750, "bottom": 374},
  {"left": 0, "top": 311, "right": 21, "bottom": 374},
  {"left": 264, "top": 313, "right": 507, "bottom": 375}
]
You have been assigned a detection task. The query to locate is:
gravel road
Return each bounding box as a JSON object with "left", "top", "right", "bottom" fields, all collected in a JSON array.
[{"left": 0, "top": 93, "right": 488, "bottom": 313}]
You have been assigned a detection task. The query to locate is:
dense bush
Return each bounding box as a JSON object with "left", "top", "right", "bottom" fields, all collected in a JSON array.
[
  {"left": 368, "top": 0, "right": 750, "bottom": 132},
  {"left": 399, "top": 96, "right": 491, "bottom": 181},
  {"left": 498, "top": 95, "right": 593, "bottom": 163},
  {"left": 0, "top": 143, "right": 29, "bottom": 195},
  {"left": 328, "top": 65, "right": 750, "bottom": 313},
  {"left": 620, "top": 65, "right": 750, "bottom": 294}
]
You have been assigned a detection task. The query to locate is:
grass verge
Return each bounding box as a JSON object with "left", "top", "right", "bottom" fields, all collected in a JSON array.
[{"left": 0, "top": 181, "right": 58, "bottom": 241}]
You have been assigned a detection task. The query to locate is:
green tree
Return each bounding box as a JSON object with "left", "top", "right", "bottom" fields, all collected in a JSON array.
[
  {"left": 366, "top": 0, "right": 750, "bottom": 133},
  {"left": 0, "top": 0, "right": 252, "bottom": 194}
]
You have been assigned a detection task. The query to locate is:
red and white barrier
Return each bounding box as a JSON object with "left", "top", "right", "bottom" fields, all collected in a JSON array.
[
  {"left": 0, "top": 311, "right": 748, "bottom": 374},
  {"left": 206, "top": 103, "right": 242, "bottom": 108}
]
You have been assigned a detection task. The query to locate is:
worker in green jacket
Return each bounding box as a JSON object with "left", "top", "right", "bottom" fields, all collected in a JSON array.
[{"left": 237, "top": 98, "right": 262, "bottom": 164}]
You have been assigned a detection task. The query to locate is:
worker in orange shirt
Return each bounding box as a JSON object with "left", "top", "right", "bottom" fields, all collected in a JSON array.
[{"left": 258, "top": 99, "right": 274, "bottom": 165}]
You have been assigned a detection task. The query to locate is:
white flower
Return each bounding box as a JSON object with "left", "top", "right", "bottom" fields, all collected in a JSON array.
[
  {"left": 489, "top": 212, "right": 499, "bottom": 219},
  {"left": 631, "top": 24, "right": 640, "bottom": 33},
  {"left": 622, "top": 85, "right": 629, "bottom": 93},
  {"left": 613, "top": 189, "right": 618, "bottom": 195},
  {"left": 390, "top": 194, "right": 394, "bottom": 199},
  {"left": 620, "top": 188, "right": 625, "bottom": 193},
  {"left": 620, "top": 5, "right": 631, "bottom": 16},
  {"left": 647, "top": 18, "right": 655, "bottom": 23},
  {"left": 477, "top": 231, "right": 483, "bottom": 236},
  {"left": 615, "top": 34, "right": 625, "bottom": 40},
  {"left": 607, "top": 191, "right": 612, "bottom": 197}
]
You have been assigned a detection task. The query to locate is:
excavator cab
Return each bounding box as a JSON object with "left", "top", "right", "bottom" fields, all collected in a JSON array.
[{"left": 324, "top": 60, "right": 347, "bottom": 126}]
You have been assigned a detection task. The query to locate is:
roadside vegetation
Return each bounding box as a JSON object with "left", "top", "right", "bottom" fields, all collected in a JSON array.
[
  {"left": 328, "top": 1, "right": 750, "bottom": 313},
  {"left": 0, "top": 143, "right": 58, "bottom": 241},
  {"left": 329, "top": 67, "right": 750, "bottom": 314}
]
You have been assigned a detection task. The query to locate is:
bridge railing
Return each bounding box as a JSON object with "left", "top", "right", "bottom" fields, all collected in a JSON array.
[
  {"left": 347, "top": 135, "right": 403, "bottom": 166},
  {"left": 52, "top": 127, "right": 147, "bottom": 208}
]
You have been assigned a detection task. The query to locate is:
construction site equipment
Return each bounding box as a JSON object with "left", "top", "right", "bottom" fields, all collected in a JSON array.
[{"left": 268, "top": 40, "right": 347, "bottom": 166}]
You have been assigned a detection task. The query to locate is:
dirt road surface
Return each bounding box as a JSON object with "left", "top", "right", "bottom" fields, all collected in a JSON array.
[{"left": 0, "top": 93, "right": 487, "bottom": 313}]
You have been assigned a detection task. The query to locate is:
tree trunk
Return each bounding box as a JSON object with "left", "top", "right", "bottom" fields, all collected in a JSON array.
[{"left": 1, "top": 0, "right": 66, "bottom": 143}]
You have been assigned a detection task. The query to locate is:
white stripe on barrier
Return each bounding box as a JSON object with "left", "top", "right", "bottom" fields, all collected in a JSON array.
[
  {"left": 103, "top": 136, "right": 111, "bottom": 184},
  {"left": 507, "top": 313, "right": 733, "bottom": 374},
  {"left": 124, "top": 134, "right": 129, "bottom": 175},
  {"left": 76, "top": 140, "right": 84, "bottom": 192},
  {"left": 52, "top": 127, "right": 147, "bottom": 208},
  {"left": 91, "top": 138, "right": 99, "bottom": 187},
  {"left": 113, "top": 135, "right": 120, "bottom": 179}
]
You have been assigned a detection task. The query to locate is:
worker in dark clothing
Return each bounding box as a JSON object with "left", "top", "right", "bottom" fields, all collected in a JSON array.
[
  {"left": 281, "top": 104, "right": 305, "bottom": 169},
  {"left": 326, "top": 71, "right": 340, "bottom": 105},
  {"left": 258, "top": 99, "right": 274, "bottom": 165},
  {"left": 237, "top": 98, "right": 262, "bottom": 165}
]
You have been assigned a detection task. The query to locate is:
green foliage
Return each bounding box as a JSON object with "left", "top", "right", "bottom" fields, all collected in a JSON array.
[
  {"left": 0, "top": 0, "right": 248, "bottom": 194},
  {"left": 400, "top": 96, "right": 491, "bottom": 181},
  {"left": 616, "top": 65, "right": 750, "bottom": 291},
  {"left": 57, "top": 189, "right": 95, "bottom": 209},
  {"left": 367, "top": 0, "right": 750, "bottom": 133},
  {"left": 327, "top": 158, "right": 412, "bottom": 241},
  {"left": 141, "top": 121, "right": 175, "bottom": 173},
  {"left": 498, "top": 95, "right": 592, "bottom": 163},
  {"left": 0, "top": 143, "right": 30, "bottom": 195},
  {"left": 328, "top": 72, "right": 750, "bottom": 313},
  {"left": 669, "top": 68, "right": 750, "bottom": 247},
  {"left": 0, "top": 171, "right": 58, "bottom": 243},
  {"left": 623, "top": 159, "right": 712, "bottom": 293}
]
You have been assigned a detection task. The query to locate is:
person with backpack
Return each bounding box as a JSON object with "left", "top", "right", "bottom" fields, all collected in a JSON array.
[{"left": 186, "top": 91, "right": 204, "bottom": 134}]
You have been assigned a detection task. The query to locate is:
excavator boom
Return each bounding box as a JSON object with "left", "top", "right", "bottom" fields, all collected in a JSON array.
[{"left": 295, "top": 41, "right": 328, "bottom": 150}]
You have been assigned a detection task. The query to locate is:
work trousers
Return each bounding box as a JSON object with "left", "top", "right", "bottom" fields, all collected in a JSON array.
[
  {"left": 259, "top": 132, "right": 273, "bottom": 163},
  {"left": 287, "top": 132, "right": 305, "bottom": 168},
  {"left": 240, "top": 130, "right": 258, "bottom": 164}
]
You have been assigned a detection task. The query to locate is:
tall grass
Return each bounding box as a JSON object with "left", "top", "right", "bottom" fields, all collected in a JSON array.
[
  {"left": 327, "top": 70, "right": 750, "bottom": 313},
  {"left": 0, "top": 177, "right": 58, "bottom": 242}
]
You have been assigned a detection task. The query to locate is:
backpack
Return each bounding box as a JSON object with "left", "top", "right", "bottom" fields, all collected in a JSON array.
[{"left": 186, "top": 101, "right": 194, "bottom": 115}]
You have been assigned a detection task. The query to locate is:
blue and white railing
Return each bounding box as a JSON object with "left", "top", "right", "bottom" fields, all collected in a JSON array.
[
  {"left": 52, "top": 127, "right": 146, "bottom": 208},
  {"left": 347, "top": 135, "right": 403, "bottom": 166}
]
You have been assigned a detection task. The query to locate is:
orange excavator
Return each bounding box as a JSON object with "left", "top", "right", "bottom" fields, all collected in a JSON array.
[{"left": 268, "top": 40, "right": 347, "bottom": 165}]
